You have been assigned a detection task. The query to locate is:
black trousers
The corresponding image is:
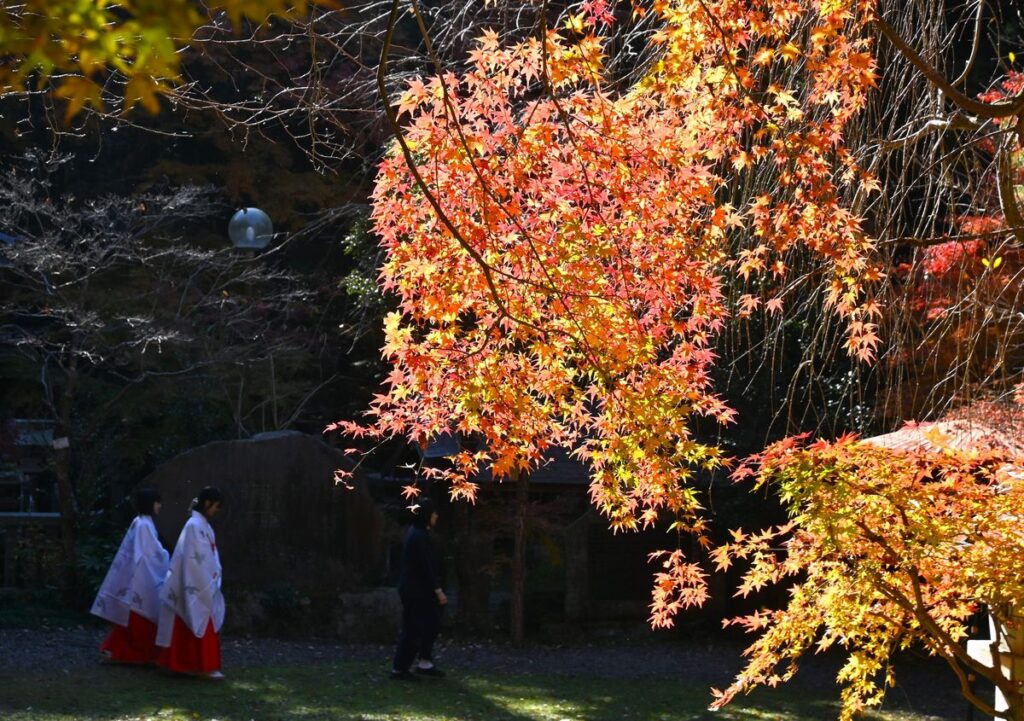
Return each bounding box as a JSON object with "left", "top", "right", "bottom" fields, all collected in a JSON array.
[{"left": 393, "top": 593, "right": 440, "bottom": 671}]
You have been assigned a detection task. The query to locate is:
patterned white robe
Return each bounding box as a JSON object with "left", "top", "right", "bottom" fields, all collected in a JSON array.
[
  {"left": 90, "top": 515, "right": 170, "bottom": 626},
  {"left": 156, "top": 510, "right": 224, "bottom": 646}
]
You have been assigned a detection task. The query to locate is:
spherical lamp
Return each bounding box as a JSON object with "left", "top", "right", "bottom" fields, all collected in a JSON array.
[{"left": 228, "top": 208, "right": 273, "bottom": 250}]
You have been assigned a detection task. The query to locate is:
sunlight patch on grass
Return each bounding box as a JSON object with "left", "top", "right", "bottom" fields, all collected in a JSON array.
[{"left": 0, "top": 661, "right": 953, "bottom": 721}]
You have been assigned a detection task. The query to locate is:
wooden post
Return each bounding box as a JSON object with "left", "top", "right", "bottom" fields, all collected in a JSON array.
[
  {"left": 2, "top": 527, "right": 15, "bottom": 586},
  {"left": 54, "top": 350, "right": 80, "bottom": 603},
  {"left": 511, "top": 469, "right": 527, "bottom": 645},
  {"left": 994, "top": 611, "right": 1024, "bottom": 721},
  {"left": 563, "top": 510, "right": 591, "bottom": 622},
  {"left": 967, "top": 609, "right": 1024, "bottom": 720},
  {"left": 453, "top": 502, "right": 492, "bottom": 634}
]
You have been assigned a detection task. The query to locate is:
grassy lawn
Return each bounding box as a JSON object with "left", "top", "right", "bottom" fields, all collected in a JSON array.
[{"left": 0, "top": 661, "right": 948, "bottom": 721}]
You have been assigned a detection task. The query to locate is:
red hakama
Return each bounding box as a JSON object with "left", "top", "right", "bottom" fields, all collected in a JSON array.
[
  {"left": 100, "top": 611, "right": 159, "bottom": 664},
  {"left": 156, "top": 616, "right": 221, "bottom": 674}
]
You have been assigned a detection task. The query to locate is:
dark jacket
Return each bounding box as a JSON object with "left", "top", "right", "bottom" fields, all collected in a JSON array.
[{"left": 397, "top": 525, "right": 439, "bottom": 601}]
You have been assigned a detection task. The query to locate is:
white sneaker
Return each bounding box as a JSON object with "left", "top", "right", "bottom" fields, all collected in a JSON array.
[{"left": 206, "top": 670, "right": 225, "bottom": 680}]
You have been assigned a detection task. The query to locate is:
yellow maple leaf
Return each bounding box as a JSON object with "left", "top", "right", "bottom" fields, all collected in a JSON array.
[
  {"left": 564, "top": 13, "right": 586, "bottom": 33},
  {"left": 780, "top": 43, "right": 801, "bottom": 62}
]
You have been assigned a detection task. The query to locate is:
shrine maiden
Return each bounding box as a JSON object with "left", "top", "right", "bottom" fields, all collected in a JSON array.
[
  {"left": 91, "top": 487, "right": 170, "bottom": 664},
  {"left": 156, "top": 486, "right": 225, "bottom": 678}
]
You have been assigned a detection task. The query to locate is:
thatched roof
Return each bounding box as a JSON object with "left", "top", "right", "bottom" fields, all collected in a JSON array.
[{"left": 864, "top": 400, "right": 1024, "bottom": 458}]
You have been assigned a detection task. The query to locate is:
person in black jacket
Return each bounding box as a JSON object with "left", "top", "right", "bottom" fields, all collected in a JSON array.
[{"left": 391, "top": 496, "right": 447, "bottom": 680}]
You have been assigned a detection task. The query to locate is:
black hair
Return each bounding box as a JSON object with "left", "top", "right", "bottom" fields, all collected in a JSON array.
[
  {"left": 189, "top": 485, "right": 225, "bottom": 516},
  {"left": 134, "top": 487, "right": 161, "bottom": 516},
  {"left": 409, "top": 496, "right": 435, "bottom": 528}
]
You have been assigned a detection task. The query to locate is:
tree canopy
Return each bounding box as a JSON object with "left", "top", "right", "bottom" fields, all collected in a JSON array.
[{"left": 343, "top": 0, "right": 881, "bottom": 578}]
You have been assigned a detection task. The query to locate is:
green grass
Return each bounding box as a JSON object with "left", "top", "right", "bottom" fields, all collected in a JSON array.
[{"left": 0, "top": 661, "right": 948, "bottom": 721}]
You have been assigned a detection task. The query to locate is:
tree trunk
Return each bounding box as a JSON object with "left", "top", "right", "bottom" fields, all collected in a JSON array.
[{"left": 511, "top": 469, "right": 528, "bottom": 645}]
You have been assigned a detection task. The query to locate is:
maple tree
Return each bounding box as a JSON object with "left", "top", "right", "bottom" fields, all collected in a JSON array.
[
  {"left": 342, "top": 0, "right": 881, "bottom": 612},
  {"left": 714, "top": 433, "right": 1024, "bottom": 720},
  {"left": 328, "top": 0, "right": 1024, "bottom": 712}
]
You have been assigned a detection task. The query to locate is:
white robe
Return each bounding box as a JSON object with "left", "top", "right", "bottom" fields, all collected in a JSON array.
[
  {"left": 156, "top": 510, "right": 224, "bottom": 646},
  {"left": 90, "top": 515, "right": 170, "bottom": 626}
]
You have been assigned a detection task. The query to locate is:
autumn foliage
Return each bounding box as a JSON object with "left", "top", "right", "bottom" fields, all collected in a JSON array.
[
  {"left": 715, "top": 433, "right": 1024, "bottom": 720},
  {"left": 343, "top": 0, "right": 880, "bottom": 570}
]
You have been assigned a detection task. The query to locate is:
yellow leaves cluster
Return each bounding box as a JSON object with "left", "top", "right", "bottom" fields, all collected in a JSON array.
[
  {"left": 544, "top": 31, "right": 606, "bottom": 89},
  {"left": 714, "top": 435, "right": 1024, "bottom": 719},
  {"left": 0, "top": 0, "right": 330, "bottom": 119},
  {"left": 639, "top": 0, "right": 883, "bottom": 351}
]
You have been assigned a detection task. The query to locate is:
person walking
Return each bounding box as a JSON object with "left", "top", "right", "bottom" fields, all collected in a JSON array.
[
  {"left": 391, "top": 496, "right": 447, "bottom": 680},
  {"left": 91, "top": 487, "right": 170, "bottom": 664},
  {"left": 155, "top": 486, "right": 226, "bottom": 679}
]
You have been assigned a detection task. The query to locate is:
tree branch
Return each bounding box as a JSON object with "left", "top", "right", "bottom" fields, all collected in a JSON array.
[
  {"left": 874, "top": 15, "right": 1024, "bottom": 119},
  {"left": 996, "top": 131, "right": 1024, "bottom": 246}
]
